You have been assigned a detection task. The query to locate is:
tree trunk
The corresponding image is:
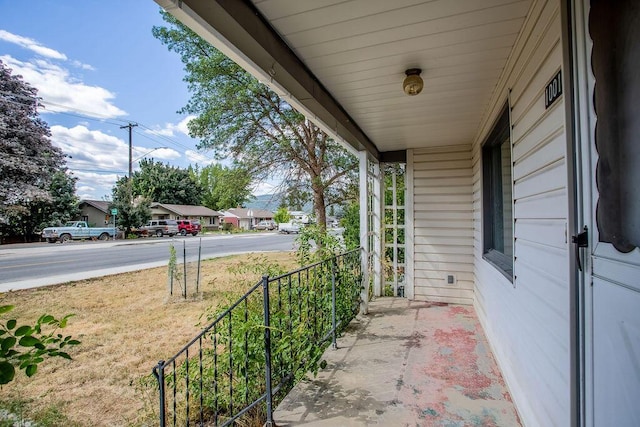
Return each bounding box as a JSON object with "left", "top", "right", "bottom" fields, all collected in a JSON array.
[{"left": 311, "top": 180, "right": 327, "bottom": 231}]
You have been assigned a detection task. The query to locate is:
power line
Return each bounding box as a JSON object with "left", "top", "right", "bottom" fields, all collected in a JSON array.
[
  {"left": 135, "top": 124, "right": 195, "bottom": 152},
  {"left": 40, "top": 109, "right": 124, "bottom": 128},
  {"left": 133, "top": 126, "right": 218, "bottom": 164}
]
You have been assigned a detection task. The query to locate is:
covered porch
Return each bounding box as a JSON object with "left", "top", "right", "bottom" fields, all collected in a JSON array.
[
  {"left": 151, "top": 0, "right": 640, "bottom": 425},
  {"left": 275, "top": 298, "right": 520, "bottom": 426}
]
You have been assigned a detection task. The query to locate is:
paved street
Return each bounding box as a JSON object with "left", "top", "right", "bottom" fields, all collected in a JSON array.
[{"left": 0, "top": 232, "right": 297, "bottom": 291}]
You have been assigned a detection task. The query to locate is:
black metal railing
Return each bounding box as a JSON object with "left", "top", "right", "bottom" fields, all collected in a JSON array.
[{"left": 152, "top": 248, "right": 362, "bottom": 426}]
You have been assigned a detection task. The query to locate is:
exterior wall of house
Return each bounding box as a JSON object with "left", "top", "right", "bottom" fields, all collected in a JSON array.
[
  {"left": 411, "top": 145, "right": 474, "bottom": 304},
  {"left": 151, "top": 207, "right": 174, "bottom": 220},
  {"left": 204, "top": 216, "right": 219, "bottom": 228},
  {"left": 223, "top": 216, "right": 239, "bottom": 228},
  {"left": 471, "top": 1, "right": 569, "bottom": 426},
  {"left": 150, "top": 207, "right": 219, "bottom": 227},
  {"left": 79, "top": 205, "right": 110, "bottom": 227}
]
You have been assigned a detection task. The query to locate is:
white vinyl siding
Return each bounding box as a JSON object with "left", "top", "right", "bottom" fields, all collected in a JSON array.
[
  {"left": 412, "top": 145, "right": 474, "bottom": 305},
  {"left": 472, "top": 1, "right": 569, "bottom": 426}
]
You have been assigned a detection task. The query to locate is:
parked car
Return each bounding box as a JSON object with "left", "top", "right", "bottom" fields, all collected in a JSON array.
[
  {"left": 138, "top": 220, "right": 179, "bottom": 237},
  {"left": 278, "top": 222, "right": 301, "bottom": 234},
  {"left": 41, "top": 221, "right": 116, "bottom": 243},
  {"left": 254, "top": 220, "right": 277, "bottom": 231},
  {"left": 176, "top": 219, "right": 201, "bottom": 236}
]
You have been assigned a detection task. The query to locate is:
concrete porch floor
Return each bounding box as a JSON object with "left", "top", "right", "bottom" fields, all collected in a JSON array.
[{"left": 274, "top": 298, "right": 521, "bottom": 426}]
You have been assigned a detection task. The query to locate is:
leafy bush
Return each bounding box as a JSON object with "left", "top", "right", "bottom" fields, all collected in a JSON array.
[
  {"left": 340, "top": 203, "right": 360, "bottom": 250},
  {"left": 0, "top": 305, "right": 80, "bottom": 385},
  {"left": 295, "top": 224, "right": 342, "bottom": 265},
  {"left": 273, "top": 207, "right": 290, "bottom": 224}
]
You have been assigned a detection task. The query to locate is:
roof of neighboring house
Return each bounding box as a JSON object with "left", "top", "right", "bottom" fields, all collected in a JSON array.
[
  {"left": 224, "top": 208, "right": 274, "bottom": 219},
  {"left": 80, "top": 199, "right": 110, "bottom": 213},
  {"left": 150, "top": 203, "right": 222, "bottom": 217}
]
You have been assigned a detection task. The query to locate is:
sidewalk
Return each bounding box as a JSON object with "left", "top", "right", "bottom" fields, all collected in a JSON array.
[{"left": 274, "top": 298, "right": 521, "bottom": 426}]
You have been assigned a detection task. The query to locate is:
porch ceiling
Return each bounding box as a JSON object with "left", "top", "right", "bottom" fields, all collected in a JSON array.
[{"left": 155, "top": 0, "right": 532, "bottom": 156}]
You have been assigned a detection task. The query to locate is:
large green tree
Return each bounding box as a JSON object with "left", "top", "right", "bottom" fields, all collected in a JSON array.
[
  {"left": 132, "top": 158, "right": 201, "bottom": 205},
  {"left": 191, "top": 163, "right": 252, "bottom": 211},
  {"left": 39, "top": 171, "right": 80, "bottom": 228},
  {"left": 110, "top": 178, "right": 151, "bottom": 235},
  {"left": 153, "top": 12, "right": 358, "bottom": 229},
  {"left": 0, "top": 61, "right": 76, "bottom": 241}
]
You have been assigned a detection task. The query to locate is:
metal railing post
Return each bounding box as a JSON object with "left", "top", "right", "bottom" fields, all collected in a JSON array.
[
  {"left": 153, "top": 361, "right": 166, "bottom": 427},
  {"left": 331, "top": 258, "right": 338, "bottom": 350},
  {"left": 196, "top": 237, "right": 202, "bottom": 293},
  {"left": 262, "top": 275, "right": 275, "bottom": 427},
  {"left": 183, "top": 240, "right": 187, "bottom": 299}
]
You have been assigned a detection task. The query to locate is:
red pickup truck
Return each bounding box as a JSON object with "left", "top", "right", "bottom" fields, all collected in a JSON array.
[{"left": 176, "top": 220, "right": 201, "bottom": 236}]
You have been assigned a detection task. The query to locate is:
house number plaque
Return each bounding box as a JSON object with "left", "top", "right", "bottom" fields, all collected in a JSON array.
[{"left": 545, "top": 70, "right": 562, "bottom": 109}]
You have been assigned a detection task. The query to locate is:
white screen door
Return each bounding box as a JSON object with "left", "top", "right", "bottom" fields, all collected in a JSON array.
[{"left": 579, "top": 1, "right": 640, "bottom": 425}]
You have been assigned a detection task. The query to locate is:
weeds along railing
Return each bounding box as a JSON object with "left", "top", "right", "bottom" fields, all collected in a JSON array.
[{"left": 152, "top": 248, "right": 362, "bottom": 427}]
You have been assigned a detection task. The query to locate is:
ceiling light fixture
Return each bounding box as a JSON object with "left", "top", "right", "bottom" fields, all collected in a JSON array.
[{"left": 403, "top": 68, "right": 423, "bottom": 96}]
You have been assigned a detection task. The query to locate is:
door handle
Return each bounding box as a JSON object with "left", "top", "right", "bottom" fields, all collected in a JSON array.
[{"left": 571, "top": 226, "right": 588, "bottom": 271}]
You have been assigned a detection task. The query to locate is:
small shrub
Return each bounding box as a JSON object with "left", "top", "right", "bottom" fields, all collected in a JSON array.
[{"left": 0, "top": 305, "right": 80, "bottom": 385}]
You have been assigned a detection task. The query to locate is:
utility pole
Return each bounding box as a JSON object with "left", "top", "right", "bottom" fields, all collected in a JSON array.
[{"left": 120, "top": 122, "right": 138, "bottom": 178}]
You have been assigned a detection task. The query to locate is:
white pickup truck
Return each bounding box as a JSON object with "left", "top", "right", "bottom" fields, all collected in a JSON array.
[{"left": 41, "top": 221, "right": 116, "bottom": 243}]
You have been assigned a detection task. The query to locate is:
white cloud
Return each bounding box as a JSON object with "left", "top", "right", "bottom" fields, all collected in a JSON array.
[
  {"left": 0, "top": 30, "right": 95, "bottom": 70},
  {"left": 0, "top": 54, "right": 126, "bottom": 119},
  {"left": 51, "top": 124, "right": 129, "bottom": 172},
  {"left": 77, "top": 185, "right": 96, "bottom": 193},
  {"left": 71, "top": 60, "right": 95, "bottom": 71},
  {"left": 52, "top": 124, "right": 182, "bottom": 169},
  {"left": 52, "top": 125, "right": 187, "bottom": 199},
  {"left": 145, "top": 115, "right": 196, "bottom": 137},
  {"left": 72, "top": 170, "right": 120, "bottom": 201},
  {"left": 0, "top": 30, "right": 67, "bottom": 60},
  {"left": 185, "top": 149, "right": 216, "bottom": 166}
]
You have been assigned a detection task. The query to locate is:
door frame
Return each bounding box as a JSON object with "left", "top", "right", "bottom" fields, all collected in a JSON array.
[{"left": 561, "top": 0, "right": 591, "bottom": 425}]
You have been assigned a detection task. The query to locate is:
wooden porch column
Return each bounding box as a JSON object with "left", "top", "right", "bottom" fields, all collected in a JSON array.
[
  {"left": 359, "top": 150, "right": 382, "bottom": 313},
  {"left": 372, "top": 161, "right": 382, "bottom": 297},
  {"left": 359, "top": 150, "right": 370, "bottom": 314}
]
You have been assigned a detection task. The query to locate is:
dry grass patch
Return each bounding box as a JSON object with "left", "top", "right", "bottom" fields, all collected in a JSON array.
[{"left": 0, "top": 252, "right": 296, "bottom": 426}]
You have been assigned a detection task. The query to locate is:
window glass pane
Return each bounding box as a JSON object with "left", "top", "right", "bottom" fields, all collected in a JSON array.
[
  {"left": 385, "top": 188, "right": 394, "bottom": 206},
  {"left": 397, "top": 247, "right": 405, "bottom": 263},
  {"left": 385, "top": 209, "right": 394, "bottom": 225},
  {"left": 397, "top": 209, "right": 405, "bottom": 225},
  {"left": 482, "top": 104, "right": 513, "bottom": 279},
  {"left": 385, "top": 258, "right": 395, "bottom": 282},
  {"left": 501, "top": 140, "right": 513, "bottom": 259},
  {"left": 397, "top": 227, "right": 405, "bottom": 245},
  {"left": 385, "top": 246, "right": 394, "bottom": 262},
  {"left": 591, "top": 0, "right": 640, "bottom": 252},
  {"left": 385, "top": 228, "right": 394, "bottom": 243}
]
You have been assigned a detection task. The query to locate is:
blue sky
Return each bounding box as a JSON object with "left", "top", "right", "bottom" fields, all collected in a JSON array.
[{"left": 0, "top": 1, "right": 276, "bottom": 200}]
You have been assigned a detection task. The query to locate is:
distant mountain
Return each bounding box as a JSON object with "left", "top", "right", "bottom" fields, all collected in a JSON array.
[
  {"left": 244, "top": 193, "right": 313, "bottom": 213},
  {"left": 245, "top": 193, "right": 284, "bottom": 211}
]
